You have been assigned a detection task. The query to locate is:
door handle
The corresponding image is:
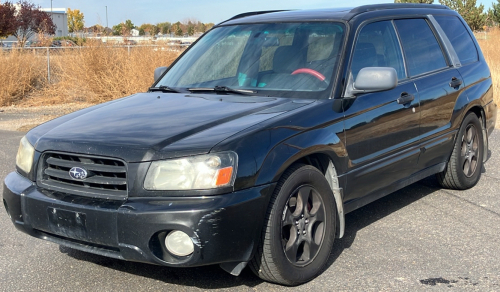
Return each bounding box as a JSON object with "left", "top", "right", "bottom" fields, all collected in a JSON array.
[
  {"left": 449, "top": 77, "right": 463, "bottom": 88},
  {"left": 397, "top": 92, "right": 414, "bottom": 105}
]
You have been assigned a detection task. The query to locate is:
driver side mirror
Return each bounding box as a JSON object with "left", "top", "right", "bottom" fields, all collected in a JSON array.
[
  {"left": 154, "top": 66, "right": 168, "bottom": 82},
  {"left": 351, "top": 67, "right": 397, "bottom": 95}
]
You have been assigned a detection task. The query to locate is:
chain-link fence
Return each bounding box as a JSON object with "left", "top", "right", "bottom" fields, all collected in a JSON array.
[
  {"left": 0, "top": 44, "right": 187, "bottom": 83},
  {"left": 0, "top": 44, "right": 185, "bottom": 106}
]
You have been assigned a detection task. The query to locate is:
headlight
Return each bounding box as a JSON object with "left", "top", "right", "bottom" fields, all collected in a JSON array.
[
  {"left": 16, "top": 136, "right": 35, "bottom": 174},
  {"left": 144, "top": 152, "right": 238, "bottom": 190}
]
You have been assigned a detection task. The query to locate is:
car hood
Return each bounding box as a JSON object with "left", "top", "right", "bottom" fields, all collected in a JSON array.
[{"left": 29, "top": 92, "right": 313, "bottom": 162}]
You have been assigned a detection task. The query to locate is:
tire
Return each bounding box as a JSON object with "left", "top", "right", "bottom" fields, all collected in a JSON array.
[
  {"left": 437, "top": 112, "right": 484, "bottom": 190},
  {"left": 249, "top": 164, "right": 336, "bottom": 286}
]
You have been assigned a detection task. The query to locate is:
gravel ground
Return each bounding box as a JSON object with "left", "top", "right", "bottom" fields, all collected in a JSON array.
[{"left": 0, "top": 103, "right": 93, "bottom": 132}]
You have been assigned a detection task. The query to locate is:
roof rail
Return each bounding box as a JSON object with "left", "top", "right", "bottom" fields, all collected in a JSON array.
[
  {"left": 216, "top": 10, "right": 288, "bottom": 26},
  {"left": 343, "top": 3, "right": 449, "bottom": 20}
]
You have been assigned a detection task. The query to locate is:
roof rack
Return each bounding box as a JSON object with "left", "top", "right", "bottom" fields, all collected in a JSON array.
[
  {"left": 343, "top": 3, "right": 449, "bottom": 20},
  {"left": 216, "top": 10, "right": 288, "bottom": 26}
]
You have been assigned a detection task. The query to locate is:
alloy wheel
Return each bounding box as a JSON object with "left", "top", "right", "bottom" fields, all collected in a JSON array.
[{"left": 281, "top": 185, "right": 326, "bottom": 267}]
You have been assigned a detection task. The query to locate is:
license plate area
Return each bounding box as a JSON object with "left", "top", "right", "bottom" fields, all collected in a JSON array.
[{"left": 47, "top": 207, "right": 87, "bottom": 240}]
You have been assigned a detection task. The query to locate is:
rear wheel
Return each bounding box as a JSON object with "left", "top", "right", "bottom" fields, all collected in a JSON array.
[
  {"left": 250, "top": 164, "right": 336, "bottom": 286},
  {"left": 437, "top": 112, "right": 484, "bottom": 189}
]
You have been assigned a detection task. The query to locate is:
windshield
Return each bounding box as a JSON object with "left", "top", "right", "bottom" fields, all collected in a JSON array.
[{"left": 157, "top": 22, "right": 345, "bottom": 99}]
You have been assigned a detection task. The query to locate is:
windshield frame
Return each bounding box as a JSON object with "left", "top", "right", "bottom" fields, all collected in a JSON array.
[{"left": 154, "top": 20, "right": 349, "bottom": 100}]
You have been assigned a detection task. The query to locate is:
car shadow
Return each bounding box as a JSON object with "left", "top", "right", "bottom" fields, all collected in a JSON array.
[
  {"left": 323, "top": 175, "right": 443, "bottom": 270},
  {"left": 59, "top": 176, "right": 444, "bottom": 289}
]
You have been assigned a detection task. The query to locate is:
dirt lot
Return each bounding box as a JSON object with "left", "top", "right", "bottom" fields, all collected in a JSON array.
[{"left": 0, "top": 103, "right": 93, "bottom": 132}]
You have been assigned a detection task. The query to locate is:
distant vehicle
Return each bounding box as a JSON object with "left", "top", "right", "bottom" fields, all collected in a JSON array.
[
  {"left": 123, "top": 39, "right": 138, "bottom": 45},
  {"left": 28, "top": 41, "right": 45, "bottom": 47},
  {"left": 50, "top": 40, "right": 77, "bottom": 47}
]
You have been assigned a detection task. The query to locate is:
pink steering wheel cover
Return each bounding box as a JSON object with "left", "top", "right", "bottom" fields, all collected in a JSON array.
[{"left": 291, "top": 68, "right": 326, "bottom": 81}]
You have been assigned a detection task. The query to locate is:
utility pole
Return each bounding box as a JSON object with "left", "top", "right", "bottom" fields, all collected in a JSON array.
[
  {"left": 105, "top": 6, "right": 109, "bottom": 40},
  {"left": 48, "top": 0, "right": 53, "bottom": 83}
]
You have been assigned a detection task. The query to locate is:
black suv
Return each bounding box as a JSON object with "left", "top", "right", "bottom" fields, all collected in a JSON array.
[{"left": 3, "top": 4, "right": 497, "bottom": 286}]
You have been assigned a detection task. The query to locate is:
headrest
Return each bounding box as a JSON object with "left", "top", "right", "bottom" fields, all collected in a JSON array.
[{"left": 273, "top": 46, "right": 306, "bottom": 73}]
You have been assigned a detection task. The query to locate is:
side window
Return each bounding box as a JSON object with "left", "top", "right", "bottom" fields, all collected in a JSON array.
[
  {"left": 434, "top": 15, "right": 478, "bottom": 65},
  {"left": 394, "top": 19, "right": 447, "bottom": 76},
  {"left": 351, "top": 21, "right": 406, "bottom": 80}
]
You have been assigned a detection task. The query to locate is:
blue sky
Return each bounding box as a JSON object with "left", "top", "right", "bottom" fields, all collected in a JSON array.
[{"left": 31, "top": 0, "right": 493, "bottom": 27}]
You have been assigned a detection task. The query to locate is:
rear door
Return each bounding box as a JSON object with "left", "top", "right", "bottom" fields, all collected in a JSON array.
[
  {"left": 342, "top": 20, "right": 421, "bottom": 205},
  {"left": 393, "top": 18, "right": 466, "bottom": 169}
]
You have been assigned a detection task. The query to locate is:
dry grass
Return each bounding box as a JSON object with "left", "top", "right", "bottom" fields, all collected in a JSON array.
[
  {"left": 0, "top": 33, "right": 499, "bottom": 107},
  {"left": 477, "top": 28, "right": 500, "bottom": 107},
  {"left": 0, "top": 49, "right": 47, "bottom": 105},
  {"left": 0, "top": 42, "right": 181, "bottom": 106}
]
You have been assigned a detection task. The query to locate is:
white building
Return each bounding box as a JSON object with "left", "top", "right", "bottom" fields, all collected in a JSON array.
[
  {"left": 40, "top": 8, "right": 68, "bottom": 37},
  {"left": 131, "top": 29, "right": 139, "bottom": 37}
]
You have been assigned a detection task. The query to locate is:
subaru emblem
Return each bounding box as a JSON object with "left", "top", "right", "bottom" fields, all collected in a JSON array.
[{"left": 69, "top": 167, "right": 88, "bottom": 180}]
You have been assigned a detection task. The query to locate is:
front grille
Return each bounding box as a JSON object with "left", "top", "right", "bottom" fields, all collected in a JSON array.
[{"left": 37, "top": 152, "right": 128, "bottom": 200}]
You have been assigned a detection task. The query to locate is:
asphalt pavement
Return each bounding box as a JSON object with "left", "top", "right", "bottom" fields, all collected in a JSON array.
[{"left": 1, "top": 129, "right": 500, "bottom": 291}]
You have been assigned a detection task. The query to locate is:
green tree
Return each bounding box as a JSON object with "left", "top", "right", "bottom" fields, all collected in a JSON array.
[
  {"left": 489, "top": 0, "right": 500, "bottom": 26},
  {"left": 138, "top": 23, "right": 155, "bottom": 36},
  {"left": 439, "top": 0, "right": 486, "bottom": 30},
  {"left": 67, "top": 8, "right": 84, "bottom": 33},
  {"left": 112, "top": 23, "right": 122, "bottom": 35},
  {"left": 124, "top": 19, "right": 135, "bottom": 31},
  {"left": 195, "top": 21, "right": 206, "bottom": 33},
  {"left": 394, "top": 0, "right": 434, "bottom": 3},
  {"left": 186, "top": 21, "right": 195, "bottom": 36},
  {"left": 157, "top": 22, "right": 171, "bottom": 35},
  {"left": 112, "top": 20, "right": 134, "bottom": 36},
  {"left": 152, "top": 24, "right": 160, "bottom": 35},
  {"left": 174, "top": 21, "right": 183, "bottom": 36}
]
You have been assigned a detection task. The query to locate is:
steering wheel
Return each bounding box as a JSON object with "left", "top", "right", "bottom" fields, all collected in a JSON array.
[{"left": 291, "top": 68, "right": 326, "bottom": 82}]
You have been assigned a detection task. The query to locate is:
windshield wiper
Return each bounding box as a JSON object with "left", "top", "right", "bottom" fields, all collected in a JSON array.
[
  {"left": 188, "top": 86, "right": 257, "bottom": 95},
  {"left": 149, "top": 85, "right": 181, "bottom": 93}
]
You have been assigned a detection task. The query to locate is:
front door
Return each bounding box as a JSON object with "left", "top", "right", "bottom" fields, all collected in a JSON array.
[{"left": 342, "top": 20, "right": 421, "bottom": 205}]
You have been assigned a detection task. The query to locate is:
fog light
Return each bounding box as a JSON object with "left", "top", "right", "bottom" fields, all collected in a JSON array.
[{"left": 165, "top": 230, "right": 194, "bottom": 257}]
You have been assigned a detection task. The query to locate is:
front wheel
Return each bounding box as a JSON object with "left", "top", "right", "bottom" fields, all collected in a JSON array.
[
  {"left": 437, "top": 112, "right": 484, "bottom": 189},
  {"left": 249, "top": 164, "right": 336, "bottom": 286}
]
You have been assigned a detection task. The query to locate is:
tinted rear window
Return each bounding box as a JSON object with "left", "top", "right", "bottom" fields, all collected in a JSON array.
[
  {"left": 434, "top": 15, "right": 478, "bottom": 65},
  {"left": 395, "top": 18, "right": 447, "bottom": 76}
]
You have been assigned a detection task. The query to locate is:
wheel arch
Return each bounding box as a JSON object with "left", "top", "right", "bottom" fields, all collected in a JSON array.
[
  {"left": 258, "top": 148, "right": 346, "bottom": 239},
  {"left": 464, "top": 104, "right": 488, "bottom": 163}
]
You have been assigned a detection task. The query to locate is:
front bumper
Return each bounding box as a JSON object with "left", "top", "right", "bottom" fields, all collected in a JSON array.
[{"left": 3, "top": 171, "right": 275, "bottom": 267}]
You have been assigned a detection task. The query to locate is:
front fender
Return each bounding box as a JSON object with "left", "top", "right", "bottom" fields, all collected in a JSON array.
[{"left": 255, "top": 122, "right": 347, "bottom": 186}]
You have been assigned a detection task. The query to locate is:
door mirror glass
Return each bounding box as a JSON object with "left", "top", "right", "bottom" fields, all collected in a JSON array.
[{"left": 352, "top": 67, "right": 397, "bottom": 95}]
